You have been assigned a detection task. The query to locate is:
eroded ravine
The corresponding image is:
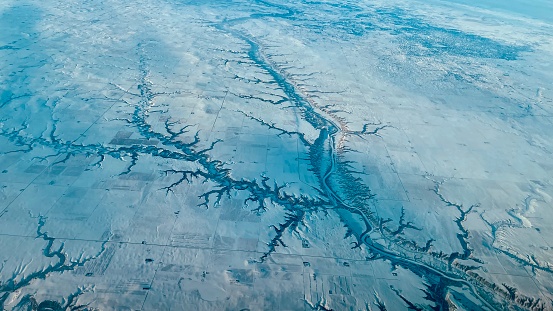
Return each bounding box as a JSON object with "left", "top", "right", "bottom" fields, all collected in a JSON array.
[
  {"left": 212, "top": 1, "right": 521, "bottom": 310},
  {"left": 0, "top": 0, "right": 548, "bottom": 310}
]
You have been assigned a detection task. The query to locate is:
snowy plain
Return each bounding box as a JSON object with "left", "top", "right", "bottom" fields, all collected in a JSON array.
[{"left": 1, "top": 0, "right": 553, "bottom": 310}]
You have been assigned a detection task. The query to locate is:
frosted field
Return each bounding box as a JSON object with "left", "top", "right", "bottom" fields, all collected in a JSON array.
[{"left": 1, "top": 0, "right": 553, "bottom": 310}]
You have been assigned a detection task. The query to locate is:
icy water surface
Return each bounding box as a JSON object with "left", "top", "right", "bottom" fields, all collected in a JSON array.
[{"left": 1, "top": 0, "right": 553, "bottom": 310}]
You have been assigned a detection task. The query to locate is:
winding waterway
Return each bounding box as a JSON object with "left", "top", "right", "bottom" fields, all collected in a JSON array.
[
  {"left": 215, "top": 1, "right": 501, "bottom": 309},
  {"left": 0, "top": 0, "right": 536, "bottom": 309}
]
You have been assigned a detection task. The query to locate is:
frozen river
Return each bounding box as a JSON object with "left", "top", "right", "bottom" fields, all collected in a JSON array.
[{"left": 1, "top": 0, "right": 553, "bottom": 310}]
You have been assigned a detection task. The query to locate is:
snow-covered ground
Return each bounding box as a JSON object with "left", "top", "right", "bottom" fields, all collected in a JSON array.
[{"left": 1, "top": 0, "right": 552, "bottom": 310}]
